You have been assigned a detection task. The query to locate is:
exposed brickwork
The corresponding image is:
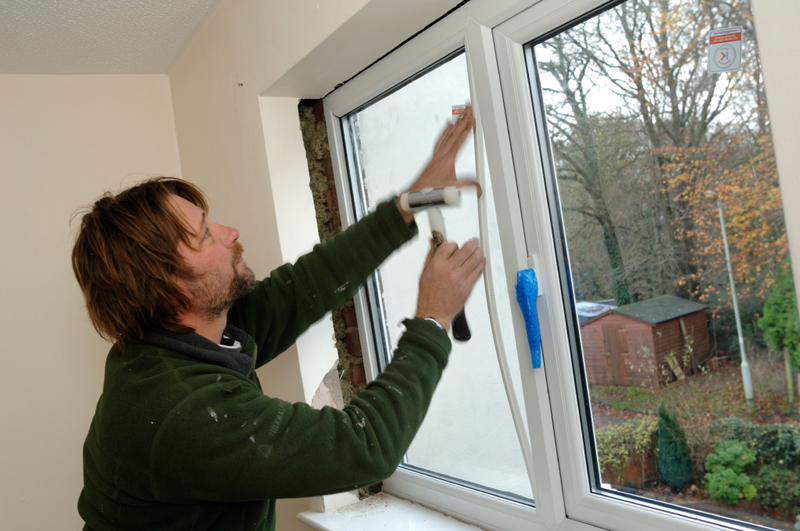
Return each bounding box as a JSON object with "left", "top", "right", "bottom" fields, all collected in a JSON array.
[
  {"left": 298, "top": 99, "right": 366, "bottom": 403},
  {"left": 299, "top": 98, "right": 378, "bottom": 499}
]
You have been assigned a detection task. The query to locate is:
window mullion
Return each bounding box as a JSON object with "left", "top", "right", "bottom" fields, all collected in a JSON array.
[
  {"left": 494, "top": 21, "right": 603, "bottom": 521},
  {"left": 466, "top": 17, "right": 569, "bottom": 529}
]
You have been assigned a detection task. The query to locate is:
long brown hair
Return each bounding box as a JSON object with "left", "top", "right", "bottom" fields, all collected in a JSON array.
[{"left": 72, "top": 177, "right": 208, "bottom": 345}]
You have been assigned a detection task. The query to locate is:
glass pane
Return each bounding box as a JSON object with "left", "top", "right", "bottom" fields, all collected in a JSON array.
[
  {"left": 344, "top": 52, "right": 533, "bottom": 502},
  {"left": 529, "top": 0, "right": 799, "bottom": 527}
]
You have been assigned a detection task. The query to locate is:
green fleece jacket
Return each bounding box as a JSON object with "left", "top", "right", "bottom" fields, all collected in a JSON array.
[{"left": 78, "top": 200, "right": 452, "bottom": 531}]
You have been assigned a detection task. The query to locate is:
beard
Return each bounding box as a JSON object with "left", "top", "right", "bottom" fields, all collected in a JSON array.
[{"left": 188, "top": 242, "right": 256, "bottom": 320}]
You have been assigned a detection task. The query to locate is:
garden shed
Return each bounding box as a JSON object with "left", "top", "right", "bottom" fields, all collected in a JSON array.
[{"left": 580, "top": 295, "right": 712, "bottom": 387}]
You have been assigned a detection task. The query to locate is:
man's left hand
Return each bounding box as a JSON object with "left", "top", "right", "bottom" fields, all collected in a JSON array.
[{"left": 396, "top": 106, "right": 481, "bottom": 224}]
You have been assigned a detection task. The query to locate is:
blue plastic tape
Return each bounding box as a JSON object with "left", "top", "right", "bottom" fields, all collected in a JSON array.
[{"left": 515, "top": 269, "right": 541, "bottom": 369}]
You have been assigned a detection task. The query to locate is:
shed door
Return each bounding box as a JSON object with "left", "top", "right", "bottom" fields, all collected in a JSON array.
[{"left": 602, "top": 324, "right": 629, "bottom": 385}]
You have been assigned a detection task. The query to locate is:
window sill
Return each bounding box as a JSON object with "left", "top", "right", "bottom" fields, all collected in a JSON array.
[{"left": 297, "top": 492, "right": 486, "bottom": 530}]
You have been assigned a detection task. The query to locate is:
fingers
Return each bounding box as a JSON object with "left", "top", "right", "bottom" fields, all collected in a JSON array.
[
  {"left": 423, "top": 239, "right": 436, "bottom": 267},
  {"left": 448, "top": 109, "right": 474, "bottom": 151},
  {"left": 433, "top": 239, "right": 458, "bottom": 257},
  {"left": 415, "top": 236, "right": 485, "bottom": 330},
  {"left": 403, "top": 107, "right": 475, "bottom": 200},
  {"left": 433, "top": 106, "right": 473, "bottom": 157},
  {"left": 435, "top": 123, "right": 455, "bottom": 153},
  {"left": 431, "top": 238, "right": 485, "bottom": 285},
  {"left": 465, "top": 247, "right": 487, "bottom": 286},
  {"left": 431, "top": 237, "right": 481, "bottom": 264},
  {"left": 451, "top": 238, "right": 485, "bottom": 273},
  {"left": 433, "top": 107, "right": 475, "bottom": 156}
]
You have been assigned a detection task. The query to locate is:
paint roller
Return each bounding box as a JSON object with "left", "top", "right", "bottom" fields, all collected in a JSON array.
[{"left": 399, "top": 186, "right": 471, "bottom": 341}]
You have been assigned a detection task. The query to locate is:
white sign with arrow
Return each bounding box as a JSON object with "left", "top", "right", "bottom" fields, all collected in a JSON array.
[{"left": 709, "top": 27, "right": 743, "bottom": 73}]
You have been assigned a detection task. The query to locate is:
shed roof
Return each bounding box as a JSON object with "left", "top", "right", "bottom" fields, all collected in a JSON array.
[
  {"left": 611, "top": 295, "right": 708, "bottom": 325},
  {"left": 576, "top": 300, "right": 617, "bottom": 324}
]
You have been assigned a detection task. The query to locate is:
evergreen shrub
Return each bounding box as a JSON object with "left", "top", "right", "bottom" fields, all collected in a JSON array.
[
  {"left": 758, "top": 263, "right": 800, "bottom": 368},
  {"left": 705, "top": 467, "right": 757, "bottom": 504},
  {"left": 656, "top": 404, "right": 692, "bottom": 490},
  {"left": 596, "top": 417, "right": 657, "bottom": 484}
]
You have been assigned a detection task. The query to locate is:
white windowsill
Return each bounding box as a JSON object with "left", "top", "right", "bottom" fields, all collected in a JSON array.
[{"left": 297, "top": 493, "right": 486, "bottom": 531}]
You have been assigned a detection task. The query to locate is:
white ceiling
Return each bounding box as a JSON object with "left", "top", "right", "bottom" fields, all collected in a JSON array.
[{"left": 0, "top": 0, "right": 223, "bottom": 74}]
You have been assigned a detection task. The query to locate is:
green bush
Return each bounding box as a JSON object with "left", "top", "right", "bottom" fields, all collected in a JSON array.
[
  {"left": 656, "top": 404, "right": 692, "bottom": 490},
  {"left": 705, "top": 440, "right": 756, "bottom": 473},
  {"left": 705, "top": 468, "right": 757, "bottom": 504},
  {"left": 711, "top": 418, "right": 800, "bottom": 470},
  {"left": 704, "top": 440, "right": 757, "bottom": 504},
  {"left": 754, "top": 466, "right": 800, "bottom": 514}
]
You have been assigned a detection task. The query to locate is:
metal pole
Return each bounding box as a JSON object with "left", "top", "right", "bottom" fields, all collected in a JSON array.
[{"left": 716, "top": 198, "right": 754, "bottom": 407}]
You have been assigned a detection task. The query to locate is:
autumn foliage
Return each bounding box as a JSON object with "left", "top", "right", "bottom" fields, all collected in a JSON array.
[{"left": 659, "top": 132, "right": 787, "bottom": 310}]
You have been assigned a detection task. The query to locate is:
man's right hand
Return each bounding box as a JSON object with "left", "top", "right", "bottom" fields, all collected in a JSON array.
[{"left": 415, "top": 238, "right": 486, "bottom": 332}]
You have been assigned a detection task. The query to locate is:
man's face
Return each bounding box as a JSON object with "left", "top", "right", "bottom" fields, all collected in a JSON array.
[{"left": 169, "top": 195, "right": 256, "bottom": 319}]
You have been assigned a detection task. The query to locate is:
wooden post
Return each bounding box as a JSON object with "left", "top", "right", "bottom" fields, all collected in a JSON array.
[
  {"left": 679, "top": 318, "right": 697, "bottom": 374},
  {"left": 796, "top": 372, "right": 800, "bottom": 404},
  {"left": 666, "top": 355, "right": 686, "bottom": 380},
  {"left": 785, "top": 347, "right": 794, "bottom": 403}
]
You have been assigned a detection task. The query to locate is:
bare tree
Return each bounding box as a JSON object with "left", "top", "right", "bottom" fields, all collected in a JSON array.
[
  {"left": 539, "top": 35, "right": 640, "bottom": 305},
  {"left": 538, "top": 0, "right": 764, "bottom": 303}
]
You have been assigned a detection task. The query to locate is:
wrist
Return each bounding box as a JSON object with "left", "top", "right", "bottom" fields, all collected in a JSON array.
[
  {"left": 417, "top": 315, "right": 450, "bottom": 333},
  {"left": 421, "top": 317, "right": 446, "bottom": 333}
]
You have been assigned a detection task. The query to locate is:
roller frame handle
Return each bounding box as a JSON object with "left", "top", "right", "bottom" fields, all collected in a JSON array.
[{"left": 428, "top": 207, "right": 471, "bottom": 342}]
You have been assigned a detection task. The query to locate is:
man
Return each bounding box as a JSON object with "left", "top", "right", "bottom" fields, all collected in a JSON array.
[{"left": 72, "top": 107, "right": 484, "bottom": 530}]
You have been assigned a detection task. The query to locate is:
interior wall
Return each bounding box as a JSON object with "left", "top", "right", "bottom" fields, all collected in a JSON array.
[
  {"left": 0, "top": 74, "right": 181, "bottom": 531},
  {"left": 751, "top": 0, "right": 800, "bottom": 291}
]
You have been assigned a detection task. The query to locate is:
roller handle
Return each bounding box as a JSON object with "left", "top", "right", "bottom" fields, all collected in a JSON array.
[
  {"left": 429, "top": 207, "right": 471, "bottom": 342},
  {"left": 452, "top": 309, "right": 471, "bottom": 341}
]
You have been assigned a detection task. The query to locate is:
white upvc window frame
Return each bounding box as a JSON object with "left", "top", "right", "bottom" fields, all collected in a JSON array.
[
  {"left": 492, "top": 2, "right": 758, "bottom": 530},
  {"left": 323, "top": 1, "right": 769, "bottom": 530}
]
